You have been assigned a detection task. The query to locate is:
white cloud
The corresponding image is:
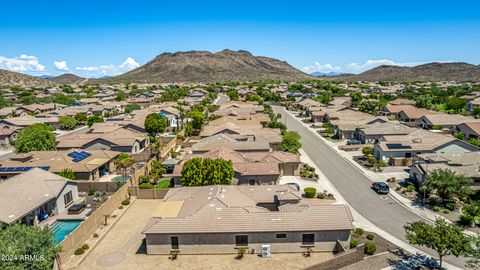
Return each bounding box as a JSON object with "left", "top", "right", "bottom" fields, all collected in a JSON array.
[
  {"left": 54, "top": 60, "right": 71, "bottom": 72},
  {"left": 75, "top": 57, "right": 140, "bottom": 77},
  {"left": 0, "top": 54, "right": 47, "bottom": 75},
  {"left": 304, "top": 59, "right": 452, "bottom": 74},
  {"left": 302, "top": 62, "right": 341, "bottom": 74}
]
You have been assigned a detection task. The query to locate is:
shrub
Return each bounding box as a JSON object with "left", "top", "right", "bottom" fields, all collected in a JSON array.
[
  {"left": 82, "top": 244, "right": 89, "bottom": 250},
  {"left": 118, "top": 205, "right": 124, "bottom": 209},
  {"left": 395, "top": 186, "right": 402, "bottom": 191},
  {"left": 443, "top": 209, "right": 450, "bottom": 214},
  {"left": 364, "top": 242, "right": 376, "bottom": 255},
  {"left": 432, "top": 206, "right": 440, "bottom": 212},
  {"left": 121, "top": 199, "right": 130, "bottom": 206},
  {"left": 366, "top": 233, "right": 375, "bottom": 240},
  {"left": 93, "top": 233, "right": 99, "bottom": 238},
  {"left": 304, "top": 187, "right": 317, "bottom": 198},
  {"left": 349, "top": 239, "right": 359, "bottom": 248},
  {"left": 445, "top": 202, "right": 455, "bottom": 211},
  {"left": 460, "top": 214, "right": 474, "bottom": 227},
  {"left": 406, "top": 184, "right": 416, "bottom": 192},
  {"left": 237, "top": 247, "right": 246, "bottom": 259},
  {"left": 354, "top": 228, "right": 364, "bottom": 235},
  {"left": 88, "top": 188, "right": 95, "bottom": 196},
  {"left": 139, "top": 175, "right": 149, "bottom": 184},
  {"left": 139, "top": 183, "right": 154, "bottom": 189},
  {"left": 362, "top": 147, "right": 373, "bottom": 156},
  {"left": 317, "top": 193, "right": 325, "bottom": 199},
  {"left": 74, "top": 248, "right": 85, "bottom": 255}
]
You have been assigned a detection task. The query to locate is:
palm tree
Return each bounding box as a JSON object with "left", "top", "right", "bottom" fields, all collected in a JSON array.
[
  {"left": 148, "top": 140, "right": 164, "bottom": 160},
  {"left": 116, "top": 153, "right": 134, "bottom": 186}
]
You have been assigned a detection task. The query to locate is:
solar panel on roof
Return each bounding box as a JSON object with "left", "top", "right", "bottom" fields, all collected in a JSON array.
[{"left": 0, "top": 168, "right": 6, "bottom": 172}]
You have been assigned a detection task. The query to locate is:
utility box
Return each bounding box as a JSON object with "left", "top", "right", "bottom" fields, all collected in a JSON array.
[{"left": 262, "top": 244, "right": 271, "bottom": 258}]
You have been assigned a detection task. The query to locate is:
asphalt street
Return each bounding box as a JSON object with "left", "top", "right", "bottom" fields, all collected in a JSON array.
[{"left": 271, "top": 105, "right": 467, "bottom": 269}]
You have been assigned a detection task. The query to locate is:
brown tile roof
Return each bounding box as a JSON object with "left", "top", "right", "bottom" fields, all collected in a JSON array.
[{"left": 0, "top": 169, "right": 71, "bottom": 224}]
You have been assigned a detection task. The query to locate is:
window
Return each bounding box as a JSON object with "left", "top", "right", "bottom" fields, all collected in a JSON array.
[
  {"left": 302, "top": 234, "right": 315, "bottom": 246},
  {"left": 276, "top": 233, "right": 287, "bottom": 239},
  {"left": 171, "top": 236, "right": 179, "bottom": 249},
  {"left": 249, "top": 179, "right": 256, "bottom": 185},
  {"left": 63, "top": 191, "right": 73, "bottom": 206},
  {"left": 235, "top": 235, "right": 248, "bottom": 247}
]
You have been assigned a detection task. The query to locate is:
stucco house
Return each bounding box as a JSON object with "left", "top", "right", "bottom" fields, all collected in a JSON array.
[
  {"left": 374, "top": 129, "right": 479, "bottom": 165},
  {"left": 0, "top": 169, "right": 79, "bottom": 225},
  {"left": 143, "top": 185, "right": 353, "bottom": 255}
]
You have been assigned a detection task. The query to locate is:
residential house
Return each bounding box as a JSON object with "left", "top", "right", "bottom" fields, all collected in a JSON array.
[
  {"left": 191, "top": 133, "right": 272, "bottom": 153},
  {"left": 397, "top": 107, "right": 440, "bottom": 125},
  {"left": 467, "top": 97, "right": 480, "bottom": 112},
  {"left": 454, "top": 122, "right": 480, "bottom": 140},
  {"left": 143, "top": 185, "right": 353, "bottom": 255},
  {"left": 0, "top": 150, "right": 120, "bottom": 181},
  {"left": 0, "top": 169, "right": 79, "bottom": 225},
  {"left": 415, "top": 114, "right": 478, "bottom": 131},
  {"left": 355, "top": 122, "right": 415, "bottom": 144},
  {"left": 172, "top": 147, "right": 300, "bottom": 186},
  {"left": 0, "top": 115, "right": 60, "bottom": 129},
  {"left": 0, "top": 106, "right": 18, "bottom": 119},
  {"left": 409, "top": 152, "right": 480, "bottom": 190},
  {"left": 57, "top": 129, "right": 150, "bottom": 154},
  {"left": 326, "top": 110, "right": 388, "bottom": 140},
  {"left": 374, "top": 129, "right": 479, "bottom": 165},
  {"left": 0, "top": 125, "right": 20, "bottom": 147},
  {"left": 15, "top": 103, "right": 66, "bottom": 116}
]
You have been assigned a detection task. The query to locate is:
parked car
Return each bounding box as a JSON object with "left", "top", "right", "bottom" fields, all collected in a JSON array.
[
  {"left": 284, "top": 183, "right": 300, "bottom": 191},
  {"left": 347, "top": 139, "right": 361, "bottom": 145},
  {"left": 372, "top": 182, "right": 389, "bottom": 194}
]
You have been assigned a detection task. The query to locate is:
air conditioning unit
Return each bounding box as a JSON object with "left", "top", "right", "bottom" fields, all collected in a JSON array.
[{"left": 262, "top": 244, "right": 271, "bottom": 258}]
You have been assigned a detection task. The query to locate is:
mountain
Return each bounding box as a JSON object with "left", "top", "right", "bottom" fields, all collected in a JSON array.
[
  {"left": 351, "top": 62, "right": 480, "bottom": 81},
  {"left": 311, "top": 71, "right": 348, "bottom": 77},
  {"left": 0, "top": 69, "right": 55, "bottom": 87},
  {"left": 105, "top": 49, "right": 313, "bottom": 83},
  {"left": 49, "top": 73, "right": 84, "bottom": 84}
]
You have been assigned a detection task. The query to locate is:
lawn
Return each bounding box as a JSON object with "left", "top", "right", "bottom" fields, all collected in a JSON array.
[{"left": 154, "top": 179, "right": 172, "bottom": 189}]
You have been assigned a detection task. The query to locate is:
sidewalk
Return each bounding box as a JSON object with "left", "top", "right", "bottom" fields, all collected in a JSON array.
[{"left": 280, "top": 108, "right": 465, "bottom": 270}]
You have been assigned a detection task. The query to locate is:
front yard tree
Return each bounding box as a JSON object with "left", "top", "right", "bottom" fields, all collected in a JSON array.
[
  {"left": 87, "top": 114, "right": 104, "bottom": 127},
  {"left": 74, "top": 112, "right": 88, "bottom": 124},
  {"left": 467, "top": 235, "right": 480, "bottom": 269},
  {"left": 0, "top": 223, "right": 60, "bottom": 270},
  {"left": 59, "top": 116, "right": 77, "bottom": 130},
  {"left": 280, "top": 131, "right": 302, "bottom": 154},
  {"left": 404, "top": 218, "right": 471, "bottom": 269},
  {"left": 425, "top": 168, "right": 473, "bottom": 203},
  {"left": 188, "top": 110, "right": 205, "bottom": 130},
  {"left": 181, "top": 158, "right": 234, "bottom": 186},
  {"left": 15, "top": 123, "right": 56, "bottom": 153},
  {"left": 144, "top": 113, "right": 168, "bottom": 135}
]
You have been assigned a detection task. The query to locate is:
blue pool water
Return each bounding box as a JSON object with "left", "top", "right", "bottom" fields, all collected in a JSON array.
[{"left": 51, "top": 220, "right": 82, "bottom": 245}]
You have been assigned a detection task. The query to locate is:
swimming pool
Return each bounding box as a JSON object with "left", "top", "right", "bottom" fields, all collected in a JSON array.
[{"left": 51, "top": 220, "right": 82, "bottom": 245}]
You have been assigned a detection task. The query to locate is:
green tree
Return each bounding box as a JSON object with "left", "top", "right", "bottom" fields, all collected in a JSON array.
[
  {"left": 181, "top": 158, "right": 234, "bottom": 186},
  {"left": 226, "top": 90, "right": 239, "bottom": 101},
  {"left": 425, "top": 168, "right": 473, "bottom": 203},
  {"left": 58, "top": 168, "right": 76, "bottom": 180},
  {"left": 280, "top": 131, "right": 302, "bottom": 154},
  {"left": 124, "top": 103, "right": 141, "bottom": 114},
  {"left": 453, "top": 132, "right": 465, "bottom": 140},
  {"left": 87, "top": 114, "right": 104, "bottom": 127},
  {"left": 15, "top": 123, "right": 56, "bottom": 153},
  {"left": 472, "top": 107, "right": 480, "bottom": 118},
  {"left": 469, "top": 137, "right": 480, "bottom": 147},
  {"left": 462, "top": 201, "right": 480, "bottom": 227},
  {"left": 404, "top": 218, "right": 471, "bottom": 269},
  {"left": 362, "top": 146, "right": 373, "bottom": 156},
  {"left": 74, "top": 112, "right": 88, "bottom": 124},
  {"left": 0, "top": 223, "right": 60, "bottom": 270},
  {"left": 467, "top": 235, "right": 480, "bottom": 269},
  {"left": 188, "top": 110, "right": 205, "bottom": 130},
  {"left": 144, "top": 113, "right": 168, "bottom": 135},
  {"left": 0, "top": 96, "right": 12, "bottom": 109},
  {"left": 266, "top": 121, "right": 286, "bottom": 132},
  {"left": 59, "top": 116, "right": 77, "bottom": 130},
  {"left": 116, "top": 91, "right": 127, "bottom": 101},
  {"left": 351, "top": 92, "right": 363, "bottom": 103}
]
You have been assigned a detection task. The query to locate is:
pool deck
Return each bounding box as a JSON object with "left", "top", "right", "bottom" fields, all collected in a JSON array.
[{"left": 39, "top": 208, "right": 92, "bottom": 228}]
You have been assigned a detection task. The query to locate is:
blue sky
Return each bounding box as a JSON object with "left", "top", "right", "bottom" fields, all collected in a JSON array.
[{"left": 1, "top": 0, "right": 479, "bottom": 77}]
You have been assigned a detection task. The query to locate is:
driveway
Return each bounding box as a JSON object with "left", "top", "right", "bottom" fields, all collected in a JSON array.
[{"left": 272, "top": 105, "right": 467, "bottom": 269}]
